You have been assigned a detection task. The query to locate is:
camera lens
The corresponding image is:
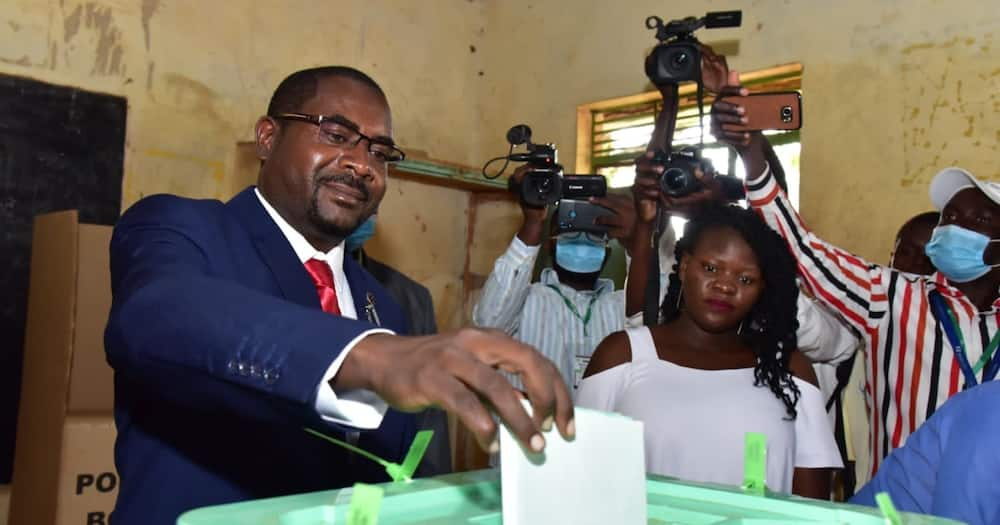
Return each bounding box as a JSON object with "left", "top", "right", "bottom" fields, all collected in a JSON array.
[
  {"left": 670, "top": 51, "right": 689, "bottom": 70},
  {"left": 781, "top": 106, "right": 793, "bottom": 122},
  {"left": 662, "top": 167, "right": 689, "bottom": 194}
]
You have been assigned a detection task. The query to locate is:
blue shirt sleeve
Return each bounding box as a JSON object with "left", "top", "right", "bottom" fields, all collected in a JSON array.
[
  {"left": 930, "top": 384, "right": 1000, "bottom": 524},
  {"left": 850, "top": 381, "right": 1000, "bottom": 525},
  {"left": 849, "top": 409, "right": 941, "bottom": 514}
]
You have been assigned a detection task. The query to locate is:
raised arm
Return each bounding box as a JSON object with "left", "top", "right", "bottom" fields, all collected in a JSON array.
[
  {"left": 626, "top": 43, "right": 731, "bottom": 323},
  {"left": 710, "top": 74, "right": 888, "bottom": 334},
  {"left": 473, "top": 166, "right": 547, "bottom": 333}
]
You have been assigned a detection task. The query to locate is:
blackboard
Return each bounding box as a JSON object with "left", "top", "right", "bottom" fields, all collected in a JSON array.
[{"left": 0, "top": 73, "right": 126, "bottom": 483}]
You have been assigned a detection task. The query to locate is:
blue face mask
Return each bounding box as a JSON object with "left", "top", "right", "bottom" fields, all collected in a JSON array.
[
  {"left": 555, "top": 236, "right": 607, "bottom": 274},
  {"left": 345, "top": 215, "right": 377, "bottom": 253},
  {"left": 924, "top": 224, "right": 999, "bottom": 283}
]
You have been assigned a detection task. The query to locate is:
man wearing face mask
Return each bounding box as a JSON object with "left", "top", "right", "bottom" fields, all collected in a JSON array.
[
  {"left": 714, "top": 85, "right": 1000, "bottom": 479},
  {"left": 345, "top": 215, "right": 451, "bottom": 476},
  {"left": 473, "top": 166, "right": 636, "bottom": 394}
]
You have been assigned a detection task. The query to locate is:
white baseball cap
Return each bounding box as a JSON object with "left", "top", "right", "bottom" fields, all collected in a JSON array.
[{"left": 929, "top": 167, "right": 1000, "bottom": 210}]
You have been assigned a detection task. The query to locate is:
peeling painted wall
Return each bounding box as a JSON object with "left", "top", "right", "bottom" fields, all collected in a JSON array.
[
  {"left": 0, "top": 0, "right": 495, "bottom": 335},
  {"left": 477, "top": 0, "right": 1000, "bottom": 263},
  {"left": 1, "top": 0, "right": 997, "bottom": 317},
  {"left": 363, "top": 178, "right": 472, "bottom": 331},
  {"left": 0, "top": 0, "right": 492, "bottom": 208}
]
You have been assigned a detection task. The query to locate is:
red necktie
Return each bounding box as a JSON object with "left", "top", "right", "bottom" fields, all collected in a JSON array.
[{"left": 304, "top": 258, "right": 341, "bottom": 315}]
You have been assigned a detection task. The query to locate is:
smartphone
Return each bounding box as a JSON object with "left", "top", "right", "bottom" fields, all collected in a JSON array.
[
  {"left": 720, "top": 91, "right": 802, "bottom": 131},
  {"left": 555, "top": 199, "right": 615, "bottom": 235}
]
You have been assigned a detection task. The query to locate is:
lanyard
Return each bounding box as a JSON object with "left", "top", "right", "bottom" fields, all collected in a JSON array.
[
  {"left": 928, "top": 290, "right": 1000, "bottom": 389},
  {"left": 546, "top": 284, "right": 600, "bottom": 337}
]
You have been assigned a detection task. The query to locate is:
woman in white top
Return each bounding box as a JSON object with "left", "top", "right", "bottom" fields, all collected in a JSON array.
[{"left": 577, "top": 202, "right": 842, "bottom": 498}]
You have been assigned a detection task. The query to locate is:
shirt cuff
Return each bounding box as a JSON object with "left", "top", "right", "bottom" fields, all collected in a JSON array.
[
  {"left": 509, "top": 235, "right": 541, "bottom": 265},
  {"left": 745, "top": 162, "right": 781, "bottom": 206},
  {"left": 315, "top": 328, "right": 394, "bottom": 429}
]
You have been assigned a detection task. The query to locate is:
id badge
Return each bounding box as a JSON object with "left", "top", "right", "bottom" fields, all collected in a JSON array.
[{"left": 574, "top": 354, "right": 591, "bottom": 389}]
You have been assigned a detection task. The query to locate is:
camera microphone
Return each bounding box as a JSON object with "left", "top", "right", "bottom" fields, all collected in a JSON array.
[{"left": 506, "top": 124, "right": 532, "bottom": 146}]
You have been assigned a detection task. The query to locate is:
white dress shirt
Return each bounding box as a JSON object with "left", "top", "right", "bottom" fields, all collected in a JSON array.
[
  {"left": 255, "top": 188, "right": 389, "bottom": 429},
  {"left": 473, "top": 236, "right": 625, "bottom": 393}
]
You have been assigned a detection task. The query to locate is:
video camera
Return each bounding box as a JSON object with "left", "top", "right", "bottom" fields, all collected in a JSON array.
[
  {"left": 644, "top": 11, "right": 742, "bottom": 85},
  {"left": 642, "top": 11, "right": 745, "bottom": 201},
  {"left": 486, "top": 124, "right": 608, "bottom": 208},
  {"left": 502, "top": 124, "right": 564, "bottom": 207},
  {"left": 483, "top": 124, "right": 613, "bottom": 234}
]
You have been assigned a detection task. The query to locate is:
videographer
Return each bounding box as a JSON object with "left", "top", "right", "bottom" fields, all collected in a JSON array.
[{"left": 472, "top": 166, "right": 636, "bottom": 394}]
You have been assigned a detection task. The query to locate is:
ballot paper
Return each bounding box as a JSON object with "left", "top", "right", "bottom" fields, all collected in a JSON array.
[{"left": 499, "top": 403, "right": 646, "bottom": 525}]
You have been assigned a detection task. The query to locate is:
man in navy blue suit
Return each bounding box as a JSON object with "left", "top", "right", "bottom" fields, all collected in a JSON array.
[{"left": 105, "top": 66, "right": 574, "bottom": 525}]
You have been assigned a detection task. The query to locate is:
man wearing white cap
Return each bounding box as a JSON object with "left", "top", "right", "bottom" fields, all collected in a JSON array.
[
  {"left": 744, "top": 160, "right": 997, "bottom": 476},
  {"left": 711, "top": 86, "right": 999, "bottom": 481}
]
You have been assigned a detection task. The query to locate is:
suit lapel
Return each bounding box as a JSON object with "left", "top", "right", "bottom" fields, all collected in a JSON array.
[
  {"left": 226, "top": 187, "right": 319, "bottom": 310},
  {"left": 343, "top": 255, "right": 375, "bottom": 324}
]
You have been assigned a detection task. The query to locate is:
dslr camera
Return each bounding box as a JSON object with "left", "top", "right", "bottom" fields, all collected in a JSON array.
[
  {"left": 645, "top": 11, "right": 741, "bottom": 85},
  {"left": 653, "top": 147, "right": 746, "bottom": 201}
]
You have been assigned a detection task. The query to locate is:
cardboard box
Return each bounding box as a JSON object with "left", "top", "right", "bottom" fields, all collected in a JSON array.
[
  {"left": 54, "top": 417, "right": 117, "bottom": 525},
  {"left": 9, "top": 211, "right": 117, "bottom": 525}
]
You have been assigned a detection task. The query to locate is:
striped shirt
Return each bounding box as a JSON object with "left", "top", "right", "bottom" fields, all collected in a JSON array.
[
  {"left": 747, "top": 165, "right": 1000, "bottom": 475},
  {"left": 472, "top": 236, "right": 625, "bottom": 393}
]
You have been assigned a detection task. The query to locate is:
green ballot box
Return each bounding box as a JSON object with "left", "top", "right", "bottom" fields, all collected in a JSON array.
[{"left": 177, "top": 469, "right": 964, "bottom": 525}]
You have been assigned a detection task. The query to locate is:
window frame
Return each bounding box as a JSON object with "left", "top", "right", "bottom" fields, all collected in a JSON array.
[{"left": 574, "top": 63, "right": 803, "bottom": 174}]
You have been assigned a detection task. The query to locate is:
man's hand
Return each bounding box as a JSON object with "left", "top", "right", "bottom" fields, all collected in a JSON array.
[
  {"left": 700, "top": 44, "right": 730, "bottom": 95},
  {"left": 633, "top": 152, "right": 664, "bottom": 224},
  {"left": 337, "top": 329, "right": 574, "bottom": 454},
  {"left": 590, "top": 193, "right": 636, "bottom": 245},
  {"left": 510, "top": 165, "right": 547, "bottom": 246},
  {"left": 662, "top": 166, "right": 728, "bottom": 213},
  {"left": 633, "top": 151, "right": 725, "bottom": 220},
  {"left": 710, "top": 71, "right": 752, "bottom": 150},
  {"left": 711, "top": 71, "right": 768, "bottom": 176}
]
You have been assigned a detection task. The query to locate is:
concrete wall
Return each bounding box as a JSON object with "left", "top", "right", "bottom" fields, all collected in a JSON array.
[
  {"left": 0, "top": 0, "right": 492, "bottom": 207},
  {"left": 1, "top": 0, "right": 998, "bottom": 506},
  {"left": 478, "top": 0, "right": 1000, "bottom": 263},
  {"left": 4, "top": 0, "right": 995, "bottom": 305},
  {"left": 0, "top": 0, "right": 500, "bottom": 336}
]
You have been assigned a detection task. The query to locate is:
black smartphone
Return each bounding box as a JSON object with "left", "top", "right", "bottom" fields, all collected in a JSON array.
[{"left": 555, "top": 199, "right": 614, "bottom": 235}]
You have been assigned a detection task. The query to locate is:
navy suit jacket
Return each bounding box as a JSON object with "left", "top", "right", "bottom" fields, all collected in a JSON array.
[{"left": 104, "top": 188, "right": 415, "bottom": 525}]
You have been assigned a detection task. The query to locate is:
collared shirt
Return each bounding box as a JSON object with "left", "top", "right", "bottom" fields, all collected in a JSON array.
[
  {"left": 473, "top": 236, "right": 625, "bottom": 393},
  {"left": 851, "top": 380, "right": 1000, "bottom": 525},
  {"left": 254, "top": 188, "right": 389, "bottom": 429},
  {"left": 747, "top": 165, "right": 1000, "bottom": 475}
]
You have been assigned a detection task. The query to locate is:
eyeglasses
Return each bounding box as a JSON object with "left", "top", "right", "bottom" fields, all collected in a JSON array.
[
  {"left": 273, "top": 112, "right": 406, "bottom": 163},
  {"left": 555, "top": 231, "right": 608, "bottom": 244}
]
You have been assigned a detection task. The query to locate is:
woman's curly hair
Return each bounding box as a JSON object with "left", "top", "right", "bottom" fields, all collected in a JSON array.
[{"left": 660, "top": 203, "right": 802, "bottom": 418}]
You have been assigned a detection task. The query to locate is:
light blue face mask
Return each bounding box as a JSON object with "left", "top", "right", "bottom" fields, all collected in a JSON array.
[
  {"left": 924, "top": 224, "right": 999, "bottom": 283},
  {"left": 555, "top": 235, "right": 607, "bottom": 274},
  {"left": 345, "top": 215, "right": 377, "bottom": 253}
]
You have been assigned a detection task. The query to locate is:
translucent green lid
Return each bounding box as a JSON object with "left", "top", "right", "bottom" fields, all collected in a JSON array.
[{"left": 177, "top": 469, "right": 965, "bottom": 525}]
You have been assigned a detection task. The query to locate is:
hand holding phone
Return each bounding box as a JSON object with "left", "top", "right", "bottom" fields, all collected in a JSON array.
[{"left": 719, "top": 91, "right": 801, "bottom": 132}]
